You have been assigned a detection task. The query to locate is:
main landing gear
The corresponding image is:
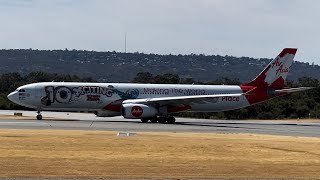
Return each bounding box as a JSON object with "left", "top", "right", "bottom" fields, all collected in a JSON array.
[
  {"left": 141, "top": 116, "right": 176, "bottom": 124},
  {"left": 36, "top": 111, "right": 42, "bottom": 120}
]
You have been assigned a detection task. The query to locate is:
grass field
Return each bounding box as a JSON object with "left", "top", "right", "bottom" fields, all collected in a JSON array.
[{"left": 0, "top": 129, "right": 319, "bottom": 179}]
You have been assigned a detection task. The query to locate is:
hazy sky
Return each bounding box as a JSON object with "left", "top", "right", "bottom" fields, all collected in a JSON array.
[{"left": 0, "top": 0, "right": 319, "bottom": 63}]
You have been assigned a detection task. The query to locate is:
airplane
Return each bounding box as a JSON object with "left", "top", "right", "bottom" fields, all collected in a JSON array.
[{"left": 7, "top": 48, "right": 312, "bottom": 123}]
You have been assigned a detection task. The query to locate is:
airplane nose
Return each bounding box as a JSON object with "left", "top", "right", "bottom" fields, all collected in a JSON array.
[{"left": 7, "top": 92, "right": 18, "bottom": 104}]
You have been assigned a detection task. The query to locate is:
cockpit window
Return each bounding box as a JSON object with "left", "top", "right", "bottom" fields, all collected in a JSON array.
[{"left": 18, "top": 89, "right": 26, "bottom": 92}]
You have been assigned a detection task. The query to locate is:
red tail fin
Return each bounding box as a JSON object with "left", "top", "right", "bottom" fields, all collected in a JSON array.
[{"left": 243, "top": 48, "right": 297, "bottom": 89}]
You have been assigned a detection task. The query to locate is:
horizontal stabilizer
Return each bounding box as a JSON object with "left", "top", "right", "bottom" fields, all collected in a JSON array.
[{"left": 275, "top": 87, "right": 314, "bottom": 93}]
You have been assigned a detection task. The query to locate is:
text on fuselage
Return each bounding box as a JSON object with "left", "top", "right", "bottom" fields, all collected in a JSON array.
[{"left": 221, "top": 96, "right": 240, "bottom": 101}]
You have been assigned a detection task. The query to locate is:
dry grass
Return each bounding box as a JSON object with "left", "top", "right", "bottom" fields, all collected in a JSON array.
[{"left": 0, "top": 129, "right": 319, "bottom": 179}]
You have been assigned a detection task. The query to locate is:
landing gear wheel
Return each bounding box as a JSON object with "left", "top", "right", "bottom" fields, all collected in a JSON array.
[
  {"left": 150, "top": 117, "right": 158, "bottom": 123},
  {"left": 36, "top": 111, "right": 42, "bottom": 120},
  {"left": 141, "top": 118, "right": 148, "bottom": 123},
  {"left": 167, "top": 116, "right": 176, "bottom": 124},
  {"left": 157, "top": 117, "right": 166, "bottom": 124},
  {"left": 36, "top": 114, "right": 42, "bottom": 120}
]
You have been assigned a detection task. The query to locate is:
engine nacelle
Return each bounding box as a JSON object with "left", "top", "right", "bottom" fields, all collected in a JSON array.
[
  {"left": 122, "top": 104, "right": 158, "bottom": 119},
  {"left": 95, "top": 110, "right": 121, "bottom": 117}
]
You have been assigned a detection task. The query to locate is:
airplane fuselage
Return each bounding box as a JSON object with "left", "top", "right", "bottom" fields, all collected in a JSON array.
[{"left": 9, "top": 82, "right": 252, "bottom": 113}]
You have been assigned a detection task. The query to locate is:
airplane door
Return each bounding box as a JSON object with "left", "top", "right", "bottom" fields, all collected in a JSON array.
[{"left": 34, "top": 85, "right": 45, "bottom": 108}]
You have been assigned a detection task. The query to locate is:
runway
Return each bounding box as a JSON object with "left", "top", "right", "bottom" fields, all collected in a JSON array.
[{"left": 0, "top": 110, "right": 320, "bottom": 137}]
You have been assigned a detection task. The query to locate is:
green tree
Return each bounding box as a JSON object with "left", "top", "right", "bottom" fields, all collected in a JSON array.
[{"left": 132, "top": 72, "right": 154, "bottom": 83}]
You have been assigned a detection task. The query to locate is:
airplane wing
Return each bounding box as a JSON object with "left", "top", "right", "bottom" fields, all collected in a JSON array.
[
  {"left": 275, "top": 87, "right": 314, "bottom": 93},
  {"left": 122, "top": 87, "right": 313, "bottom": 106},
  {"left": 122, "top": 93, "right": 243, "bottom": 106}
]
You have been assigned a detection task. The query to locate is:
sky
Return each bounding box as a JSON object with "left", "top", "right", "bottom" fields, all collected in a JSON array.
[{"left": 0, "top": 0, "right": 319, "bottom": 63}]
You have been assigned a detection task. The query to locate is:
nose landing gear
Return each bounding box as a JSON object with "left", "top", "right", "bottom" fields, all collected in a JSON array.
[{"left": 36, "top": 111, "right": 42, "bottom": 120}]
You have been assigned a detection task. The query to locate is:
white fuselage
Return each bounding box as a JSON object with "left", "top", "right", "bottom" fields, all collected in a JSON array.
[{"left": 8, "top": 82, "right": 251, "bottom": 113}]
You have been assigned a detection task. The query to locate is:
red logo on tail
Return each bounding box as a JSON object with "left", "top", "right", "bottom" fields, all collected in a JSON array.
[
  {"left": 272, "top": 57, "right": 289, "bottom": 75},
  {"left": 275, "top": 65, "right": 289, "bottom": 75},
  {"left": 272, "top": 57, "right": 282, "bottom": 68},
  {"left": 131, "top": 106, "right": 143, "bottom": 117}
]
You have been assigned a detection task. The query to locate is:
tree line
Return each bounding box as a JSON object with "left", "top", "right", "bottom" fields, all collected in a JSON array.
[
  {"left": 0, "top": 71, "right": 318, "bottom": 120},
  {"left": 1, "top": 49, "right": 320, "bottom": 83}
]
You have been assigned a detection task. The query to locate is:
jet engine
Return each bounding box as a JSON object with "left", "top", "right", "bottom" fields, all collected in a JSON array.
[
  {"left": 95, "top": 110, "right": 121, "bottom": 117},
  {"left": 122, "top": 104, "right": 158, "bottom": 119}
]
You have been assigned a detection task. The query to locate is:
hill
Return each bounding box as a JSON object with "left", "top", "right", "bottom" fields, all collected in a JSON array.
[{"left": 0, "top": 49, "right": 319, "bottom": 83}]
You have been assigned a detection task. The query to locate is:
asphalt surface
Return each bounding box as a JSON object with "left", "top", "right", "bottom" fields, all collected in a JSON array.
[
  {"left": 0, "top": 110, "right": 320, "bottom": 137},
  {"left": 0, "top": 110, "right": 319, "bottom": 180}
]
